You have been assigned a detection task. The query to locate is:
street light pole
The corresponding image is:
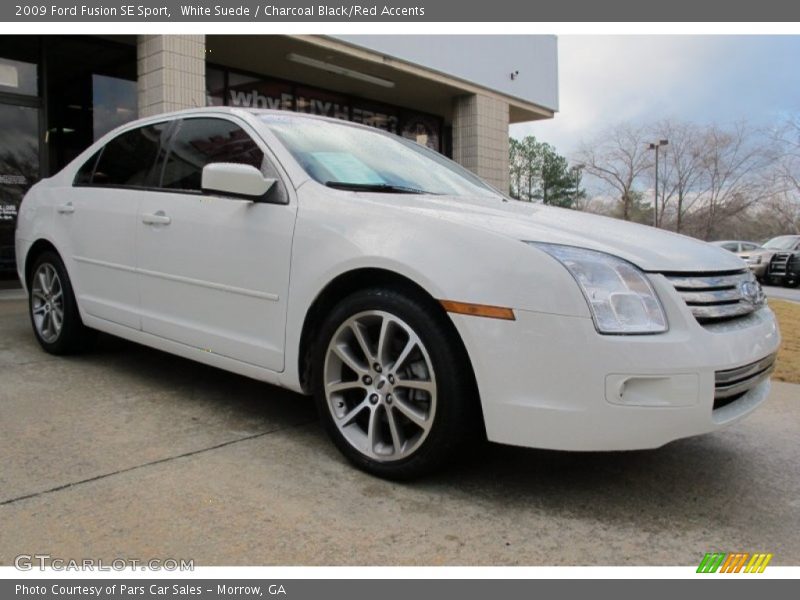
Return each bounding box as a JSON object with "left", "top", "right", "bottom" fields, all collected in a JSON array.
[{"left": 648, "top": 139, "right": 668, "bottom": 227}]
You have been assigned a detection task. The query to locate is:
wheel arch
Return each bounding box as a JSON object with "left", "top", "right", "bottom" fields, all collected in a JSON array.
[
  {"left": 24, "top": 239, "right": 61, "bottom": 288},
  {"left": 297, "top": 267, "right": 478, "bottom": 401}
]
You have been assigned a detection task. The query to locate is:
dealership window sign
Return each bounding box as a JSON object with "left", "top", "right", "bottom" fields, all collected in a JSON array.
[{"left": 207, "top": 67, "right": 442, "bottom": 152}]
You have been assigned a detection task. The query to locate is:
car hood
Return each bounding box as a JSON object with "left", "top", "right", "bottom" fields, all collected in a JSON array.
[{"left": 370, "top": 193, "right": 747, "bottom": 273}]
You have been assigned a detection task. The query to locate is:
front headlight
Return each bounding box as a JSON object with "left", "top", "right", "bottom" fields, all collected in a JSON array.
[
  {"left": 529, "top": 243, "right": 668, "bottom": 334},
  {"left": 746, "top": 256, "right": 762, "bottom": 265}
]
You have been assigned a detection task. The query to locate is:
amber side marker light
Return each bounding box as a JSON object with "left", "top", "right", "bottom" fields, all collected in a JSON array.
[{"left": 440, "top": 300, "right": 516, "bottom": 321}]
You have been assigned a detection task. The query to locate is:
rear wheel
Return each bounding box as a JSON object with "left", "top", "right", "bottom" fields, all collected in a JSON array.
[
  {"left": 28, "top": 251, "right": 95, "bottom": 354},
  {"left": 313, "top": 288, "right": 480, "bottom": 479}
]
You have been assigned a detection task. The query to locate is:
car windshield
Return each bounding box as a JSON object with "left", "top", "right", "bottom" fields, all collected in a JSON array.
[
  {"left": 763, "top": 236, "right": 799, "bottom": 250},
  {"left": 261, "top": 114, "right": 499, "bottom": 198}
]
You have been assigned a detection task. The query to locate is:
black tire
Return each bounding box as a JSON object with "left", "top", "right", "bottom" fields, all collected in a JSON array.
[
  {"left": 28, "top": 251, "right": 95, "bottom": 354},
  {"left": 312, "top": 287, "right": 482, "bottom": 480}
]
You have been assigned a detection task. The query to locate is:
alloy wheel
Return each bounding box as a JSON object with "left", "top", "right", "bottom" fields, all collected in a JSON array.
[
  {"left": 31, "top": 263, "right": 65, "bottom": 343},
  {"left": 323, "top": 310, "right": 437, "bottom": 462}
]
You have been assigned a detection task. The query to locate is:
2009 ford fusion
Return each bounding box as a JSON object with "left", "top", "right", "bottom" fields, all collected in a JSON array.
[{"left": 15, "top": 108, "right": 780, "bottom": 479}]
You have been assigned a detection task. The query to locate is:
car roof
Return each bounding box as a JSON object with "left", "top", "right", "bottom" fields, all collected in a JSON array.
[
  {"left": 138, "top": 106, "right": 380, "bottom": 130},
  {"left": 100, "top": 106, "right": 403, "bottom": 148}
]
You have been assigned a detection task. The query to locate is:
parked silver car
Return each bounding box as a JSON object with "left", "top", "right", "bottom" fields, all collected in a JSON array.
[
  {"left": 710, "top": 240, "right": 761, "bottom": 253},
  {"left": 739, "top": 235, "right": 800, "bottom": 280}
]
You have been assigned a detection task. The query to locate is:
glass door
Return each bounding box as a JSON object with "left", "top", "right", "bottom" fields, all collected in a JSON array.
[{"left": 0, "top": 102, "right": 40, "bottom": 279}]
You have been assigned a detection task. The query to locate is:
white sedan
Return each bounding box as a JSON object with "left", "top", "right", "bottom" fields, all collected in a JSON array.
[{"left": 15, "top": 108, "right": 780, "bottom": 479}]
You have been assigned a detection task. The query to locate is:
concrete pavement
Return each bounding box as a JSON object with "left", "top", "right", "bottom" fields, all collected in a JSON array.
[
  {"left": 1, "top": 297, "right": 798, "bottom": 566},
  {"left": 764, "top": 284, "right": 800, "bottom": 303}
]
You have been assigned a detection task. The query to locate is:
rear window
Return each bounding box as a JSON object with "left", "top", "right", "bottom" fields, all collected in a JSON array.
[{"left": 89, "top": 122, "right": 170, "bottom": 187}]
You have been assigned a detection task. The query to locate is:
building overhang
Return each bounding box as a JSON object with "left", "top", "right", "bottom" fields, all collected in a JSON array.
[{"left": 205, "top": 35, "right": 555, "bottom": 124}]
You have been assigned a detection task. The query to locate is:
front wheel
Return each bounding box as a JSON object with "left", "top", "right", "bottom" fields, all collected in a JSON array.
[{"left": 312, "top": 288, "right": 481, "bottom": 480}]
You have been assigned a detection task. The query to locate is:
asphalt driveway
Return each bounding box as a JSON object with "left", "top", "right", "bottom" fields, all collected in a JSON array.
[
  {"left": 1, "top": 297, "right": 798, "bottom": 566},
  {"left": 764, "top": 284, "right": 800, "bottom": 303}
]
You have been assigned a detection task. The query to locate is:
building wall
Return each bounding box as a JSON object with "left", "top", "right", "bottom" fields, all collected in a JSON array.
[
  {"left": 137, "top": 35, "right": 205, "bottom": 117},
  {"left": 332, "top": 35, "right": 559, "bottom": 113},
  {"left": 452, "top": 94, "right": 510, "bottom": 192}
]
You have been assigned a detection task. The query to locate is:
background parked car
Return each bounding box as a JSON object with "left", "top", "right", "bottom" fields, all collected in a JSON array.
[
  {"left": 710, "top": 240, "right": 761, "bottom": 253},
  {"left": 783, "top": 253, "right": 800, "bottom": 288},
  {"left": 765, "top": 244, "right": 800, "bottom": 288},
  {"left": 737, "top": 235, "right": 800, "bottom": 282}
]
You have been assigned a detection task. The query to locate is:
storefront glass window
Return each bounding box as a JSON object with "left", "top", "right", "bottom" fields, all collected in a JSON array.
[
  {"left": 45, "top": 37, "right": 137, "bottom": 173},
  {"left": 92, "top": 74, "right": 137, "bottom": 140},
  {"left": 0, "top": 104, "right": 39, "bottom": 273},
  {"left": 206, "top": 67, "right": 225, "bottom": 106},
  {"left": 207, "top": 66, "right": 444, "bottom": 153},
  {"left": 0, "top": 57, "right": 37, "bottom": 97}
]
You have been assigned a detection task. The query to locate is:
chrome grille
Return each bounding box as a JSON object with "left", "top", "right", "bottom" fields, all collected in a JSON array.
[
  {"left": 664, "top": 271, "right": 763, "bottom": 323},
  {"left": 714, "top": 353, "right": 776, "bottom": 409},
  {"left": 768, "top": 252, "right": 792, "bottom": 277}
]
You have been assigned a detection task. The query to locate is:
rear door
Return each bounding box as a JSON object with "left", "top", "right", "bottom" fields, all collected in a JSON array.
[
  {"left": 136, "top": 116, "right": 296, "bottom": 371},
  {"left": 62, "top": 121, "right": 172, "bottom": 329}
]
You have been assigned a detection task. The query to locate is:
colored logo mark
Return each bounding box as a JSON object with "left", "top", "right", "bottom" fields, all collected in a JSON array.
[{"left": 697, "top": 552, "right": 773, "bottom": 573}]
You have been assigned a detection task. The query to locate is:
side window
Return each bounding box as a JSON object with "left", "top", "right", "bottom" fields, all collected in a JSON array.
[
  {"left": 74, "top": 150, "right": 102, "bottom": 186},
  {"left": 721, "top": 242, "right": 737, "bottom": 252},
  {"left": 160, "top": 118, "right": 264, "bottom": 192},
  {"left": 92, "top": 122, "right": 170, "bottom": 187}
]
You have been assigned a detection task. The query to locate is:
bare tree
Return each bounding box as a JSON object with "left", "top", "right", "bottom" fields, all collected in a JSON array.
[
  {"left": 561, "top": 119, "right": 786, "bottom": 240},
  {"left": 767, "top": 117, "right": 800, "bottom": 233},
  {"left": 647, "top": 120, "right": 706, "bottom": 232},
  {"left": 773, "top": 117, "right": 800, "bottom": 195},
  {"left": 576, "top": 123, "right": 652, "bottom": 221},
  {"left": 691, "top": 123, "right": 772, "bottom": 240},
  {"left": 762, "top": 193, "right": 800, "bottom": 234}
]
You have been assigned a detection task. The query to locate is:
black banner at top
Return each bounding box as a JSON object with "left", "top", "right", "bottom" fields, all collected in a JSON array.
[{"left": 2, "top": 0, "right": 800, "bottom": 22}]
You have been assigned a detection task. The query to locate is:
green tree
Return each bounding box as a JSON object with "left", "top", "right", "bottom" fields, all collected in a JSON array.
[
  {"left": 509, "top": 135, "right": 582, "bottom": 207},
  {"left": 608, "top": 190, "right": 652, "bottom": 225},
  {"left": 509, "top": 136, "right": 541, "bottom": 201}
]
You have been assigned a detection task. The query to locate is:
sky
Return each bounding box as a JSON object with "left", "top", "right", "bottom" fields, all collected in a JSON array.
[{"left": 510, "top": 35, "right": 800, "bottom": 160}]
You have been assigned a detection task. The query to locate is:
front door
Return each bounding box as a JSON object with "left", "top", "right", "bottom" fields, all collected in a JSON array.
[{"left": 137, "top": 117, "right": 296, "bottom": 372}]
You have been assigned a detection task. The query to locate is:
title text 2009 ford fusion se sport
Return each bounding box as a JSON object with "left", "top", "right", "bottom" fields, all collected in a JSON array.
[{"left": 15, "top": 108, "right": 780, "bottom": 479}]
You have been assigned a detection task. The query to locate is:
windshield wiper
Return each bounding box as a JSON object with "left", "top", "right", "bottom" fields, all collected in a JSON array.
[{"left": 325, "top": 181, "right": 430, "bottom": 194}]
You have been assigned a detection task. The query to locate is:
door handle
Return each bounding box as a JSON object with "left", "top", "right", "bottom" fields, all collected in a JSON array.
[
  {"left": 142, "top": 211, "right": 171, "bottom": 226},
  {"left": 57, "top": 202, "right": 74, "bottom": 214}
]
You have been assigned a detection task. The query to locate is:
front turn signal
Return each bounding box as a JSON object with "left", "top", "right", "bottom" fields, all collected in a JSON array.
[{"left": 440, "top": 300, "right": 516, "bottom": 321}]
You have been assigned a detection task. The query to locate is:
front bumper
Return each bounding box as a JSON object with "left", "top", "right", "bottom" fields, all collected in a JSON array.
[
  {"left": 451, "top": 285, "right": 781, "bottom": 451},
  {"left": 745, "top": 261, "right": 768, "bottom": 278}
]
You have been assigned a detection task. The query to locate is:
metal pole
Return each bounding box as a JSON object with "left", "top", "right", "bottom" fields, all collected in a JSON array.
[
  {"left": 653, "top": 146, "right": 659, "bottom": 227},
  {"left": 648, "top": 140, "right": 667, "bottom": 227}
]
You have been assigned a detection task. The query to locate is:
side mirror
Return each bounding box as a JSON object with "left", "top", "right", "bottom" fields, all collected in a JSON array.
[{"left": 201, "top": 163, "right": 276, "bottom": 201}]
